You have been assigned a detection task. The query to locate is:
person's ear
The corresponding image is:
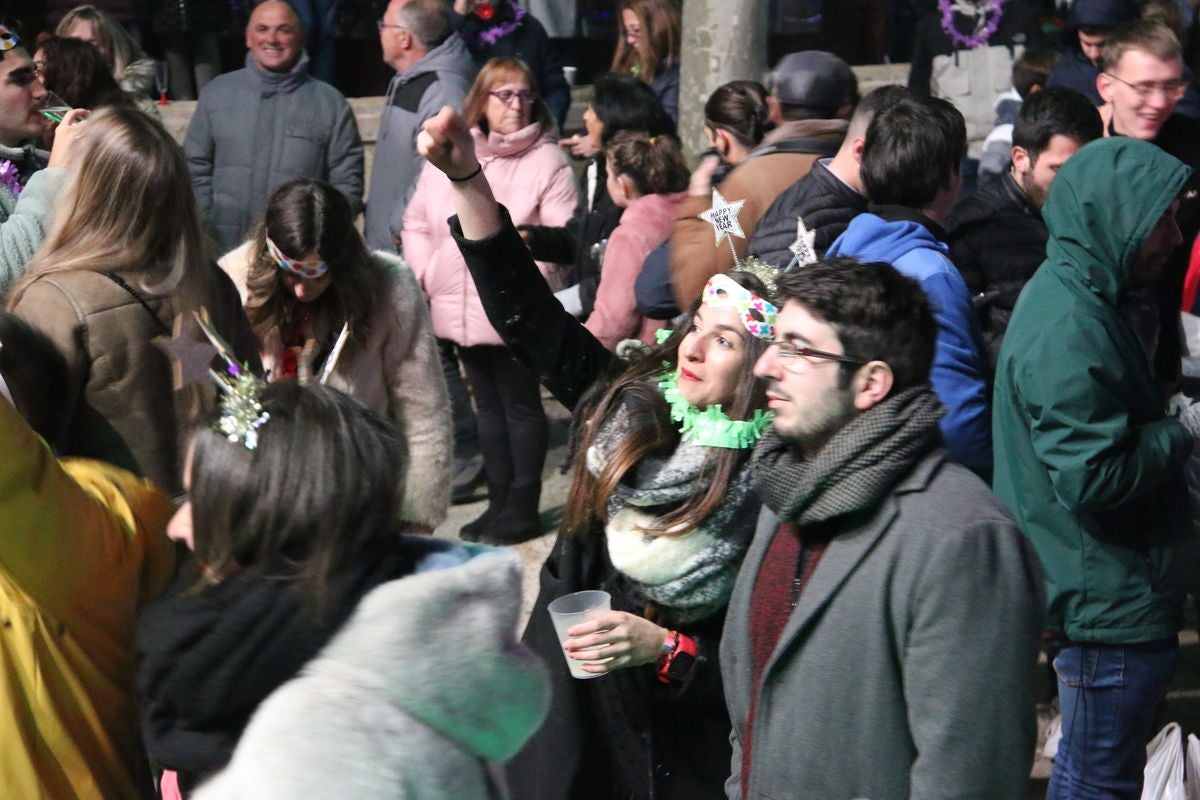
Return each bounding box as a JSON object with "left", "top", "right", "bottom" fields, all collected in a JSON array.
[
  {"left": 616, "top": 173, "right": 637, "bottom": 201},
  {"left": 851, "top": 360, "right": 894, "bottom": 411},
  {"left": 851, "top": 135, "right": 866, "bottom": 164},
  {"left": 1011, "top": 145, "right": 1030, "bottom": 175},
  {"left": 766, "top": 94, "right": 783, "bottom": 126},
  {"left": 713, "top": 128, "right": 733, "bottom": 160},
  {"left": 1097, "top": 71, "right": 1115, "bottom": 104}
]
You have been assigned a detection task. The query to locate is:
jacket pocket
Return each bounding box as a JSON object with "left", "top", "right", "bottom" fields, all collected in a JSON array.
[{"left": 281, "top": 128, "right": 327, "bottom": 174}]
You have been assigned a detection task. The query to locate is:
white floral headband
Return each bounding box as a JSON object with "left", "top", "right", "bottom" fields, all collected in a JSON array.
[{"left": 702, "top": 273, "right": 778, "bottom": 340}]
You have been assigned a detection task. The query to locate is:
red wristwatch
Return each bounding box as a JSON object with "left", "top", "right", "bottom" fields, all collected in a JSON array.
[{"left": 656, "top": 630, "right": 698, "bottom": 683}]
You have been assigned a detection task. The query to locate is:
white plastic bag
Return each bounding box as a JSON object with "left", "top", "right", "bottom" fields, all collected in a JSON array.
[
  {"left": 1184, "top": 733, "right": 1200, "bottom": 800},
  {"left": 1143, "top": 722, "right": 1186, "bottom": 800}
]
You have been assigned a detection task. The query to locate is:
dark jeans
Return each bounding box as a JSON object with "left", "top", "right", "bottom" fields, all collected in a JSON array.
[
  {"left": 459, "top": 345, "right": 547, "bottom": 490},
  {"left": 438, "top": 338, "right": 478, "bottom": 458},
  {"left": 291, "top": 0, "right": 339, "bottom": 83},
  {"left": 1047, "top": 636, "right": 1179, "bottom": 800}
]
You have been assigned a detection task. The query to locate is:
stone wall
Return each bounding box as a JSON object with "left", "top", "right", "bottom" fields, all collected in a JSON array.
[{"left": 157, "top": 62, "right": 911, "bottom": 189}]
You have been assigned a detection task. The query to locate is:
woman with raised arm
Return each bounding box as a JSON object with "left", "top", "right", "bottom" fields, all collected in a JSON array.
[{"left": 417, "top": 106, "right": 776, "bottom": 800}]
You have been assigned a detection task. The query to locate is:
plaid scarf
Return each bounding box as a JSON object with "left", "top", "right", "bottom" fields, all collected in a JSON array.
[{"left": 753, "top": 385, "right": 944, "bottom": 523}]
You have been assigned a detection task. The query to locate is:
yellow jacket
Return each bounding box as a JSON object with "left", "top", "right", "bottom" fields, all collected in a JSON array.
[{"left": 0, "top": 395, "right": 175, "bottom": 799}]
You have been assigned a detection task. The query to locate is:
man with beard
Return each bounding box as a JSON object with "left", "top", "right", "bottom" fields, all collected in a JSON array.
[
  {"left": 0, "top": 17, "right": 81, "bottom": 288},
  {"left": 721, "top": 259, "right": 1044, "bottom": 799},
  {"left": 944, "top": 87, "right": 1102, "bottom": 370},
  {"left": 994, "top": 136, "right": 1199, "bottom": 799}
]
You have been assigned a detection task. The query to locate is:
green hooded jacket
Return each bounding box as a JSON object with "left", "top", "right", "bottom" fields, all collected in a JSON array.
[{"left": 993, "top": 137, "right": 1195, "bottom": 643}]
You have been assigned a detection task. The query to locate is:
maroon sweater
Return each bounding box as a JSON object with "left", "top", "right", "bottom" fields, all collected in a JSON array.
[{"left": 741, "top": 521, "right": 832, "bottom": 791}]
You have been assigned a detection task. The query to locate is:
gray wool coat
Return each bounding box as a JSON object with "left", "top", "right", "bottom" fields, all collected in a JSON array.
[{"left": 722, "top": 450, "right": 1045, "bottom": 800}]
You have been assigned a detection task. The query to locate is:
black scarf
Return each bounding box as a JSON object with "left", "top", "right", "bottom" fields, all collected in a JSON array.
[
  {"left": 136, "top": 537, "right": 429, "bottom": 778},
  {"left": 753, "top": 385, "right": 944, "bottom": 524}
]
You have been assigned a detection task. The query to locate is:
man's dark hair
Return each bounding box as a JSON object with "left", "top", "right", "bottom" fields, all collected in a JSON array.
[
  {"left": 0, "top": 312, "right": 71, "bottom": 446},
  {"left": 592, "top": 72, "right": 676, "bottom": 146},
  {"left": 775, "top": 259, "right": 936, "bottom": 392},
  {"left": 846, "top": 84, "right": 911, "bottom": 138},
  {"left": 1012, "top": 86, "right": 1103, "bottom": 162},
  {"left": 1012, "top": 48, "right": 1061, "bottom": 98},
  {"left": 860, "top": 96, "right": 966, "bottom": 209}
]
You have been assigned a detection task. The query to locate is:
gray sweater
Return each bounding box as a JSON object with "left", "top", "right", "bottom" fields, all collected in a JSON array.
[
  {"left": 722, "top": 451, "right": 1045, "bottom": 799},
  {"left": 184, "top": 54, "right": 364, "bottom": 253},
  {"left": 0, "top": 143, "right": 66, "bottom": 290}
]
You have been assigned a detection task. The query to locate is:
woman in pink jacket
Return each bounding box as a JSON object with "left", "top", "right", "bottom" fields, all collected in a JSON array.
[
  {"left": 403, "top": 56, "right": 577, "bottom": 545},
  {"left": 585, "top": 130, "right": 688, "bottom": 350}
]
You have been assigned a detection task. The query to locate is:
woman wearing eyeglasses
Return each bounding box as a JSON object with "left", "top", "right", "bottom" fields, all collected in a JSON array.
[
  {"left": 403, "top": 56, "right": 577, "bottom": 545},
  {"left": 415, "top": 106, "right": 773, "bottom": 800}
]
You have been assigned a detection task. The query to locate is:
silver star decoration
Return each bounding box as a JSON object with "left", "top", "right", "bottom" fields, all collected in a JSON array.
[
  {"left": 698, "top": 189, "right": 746, "bottom": 246},
  {"left": 788, "top": 217, "right": 818, "bottom": 268}
]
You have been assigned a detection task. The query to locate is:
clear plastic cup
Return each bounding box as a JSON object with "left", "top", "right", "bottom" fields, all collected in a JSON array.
[{"left": 547, "top": 590, "right": 611, "bottom": 679}]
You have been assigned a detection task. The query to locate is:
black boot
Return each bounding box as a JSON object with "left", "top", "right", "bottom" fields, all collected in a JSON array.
[
  {"left": 481, "top": 480, "right": 543, "bottom": 545},
  {"left": 459, "top": 480, "right": 509, "bottom": 542}
]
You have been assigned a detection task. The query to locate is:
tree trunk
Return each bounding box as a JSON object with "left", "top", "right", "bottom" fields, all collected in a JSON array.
[{"left": 677, "top": 0, "right": 770, "bottom": 162}]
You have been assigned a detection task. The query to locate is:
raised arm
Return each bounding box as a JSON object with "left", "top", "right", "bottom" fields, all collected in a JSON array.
[{"left": 417, "top": 108, "right": 614, "bottom": 409}]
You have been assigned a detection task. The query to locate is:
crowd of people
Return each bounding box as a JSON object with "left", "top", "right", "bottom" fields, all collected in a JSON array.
[{"left": 6, "top": 0, "right": 1200, "bottom": 798}]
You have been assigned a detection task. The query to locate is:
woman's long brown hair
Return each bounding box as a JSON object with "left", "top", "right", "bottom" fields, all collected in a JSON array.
[
  {"left": 610, "top": 0, "right": 681, "bottom": 85},
  {"left": 562, "top": 270, "right": 770, "bottom": 541},
  {"left": 244, "top": 179, "right": 384, "bottom": 364}
]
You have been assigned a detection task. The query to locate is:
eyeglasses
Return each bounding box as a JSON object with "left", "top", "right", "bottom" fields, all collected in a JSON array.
[
  {"left": 768, "top": 341, "right": 863, "bottom": 372},
  {"left": 376, "top": 19, "right": 407, "bottom": 32},
  {"left": 1103, "top": 72, "right": 1188, "bottom": 101},
  {"left": 489, "top": 89, "right": 538, "bottom": 104}
]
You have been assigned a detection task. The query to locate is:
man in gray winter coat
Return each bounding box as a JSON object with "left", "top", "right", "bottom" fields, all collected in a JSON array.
[
  {"left": 365, "top": 0, "right": 476, "bottom": 253},
  {"left": 184, "top": 0, "right": 364, "bottom": 253},
  {"left": 722, "top": 259, "right": 1044, "bottom": 799}
]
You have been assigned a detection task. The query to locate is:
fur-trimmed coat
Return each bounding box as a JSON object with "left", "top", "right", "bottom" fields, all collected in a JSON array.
[{"left": 220, "top": 243, "right": 452, "bottom": 529}]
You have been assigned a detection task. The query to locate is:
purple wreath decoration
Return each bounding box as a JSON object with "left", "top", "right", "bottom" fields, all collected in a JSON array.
[
  {"left": 461, "top": 1, "right": 528, "bottom": 49},
  {"left": 0, "top": 159, "right": 21, "bottom": 199},
  {"left": 938, "top": 0, "right": 1006, "bottom": 50}
]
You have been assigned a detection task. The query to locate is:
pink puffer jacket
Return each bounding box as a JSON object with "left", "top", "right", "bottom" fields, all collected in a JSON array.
[{"left": 402, "top": 123, "right": 578, "bottom": 347}]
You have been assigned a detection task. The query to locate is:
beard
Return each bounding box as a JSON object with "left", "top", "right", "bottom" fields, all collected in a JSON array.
[{"left": 1014, "top": 167, "right": 1049, "bottom": 210}]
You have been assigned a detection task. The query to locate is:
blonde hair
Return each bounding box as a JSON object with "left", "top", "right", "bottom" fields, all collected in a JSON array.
[
  {"left": 56, "top": 5, "right": 147, "bottom": 81},
  {"left": 461, "top": 56, "right": 553, "bottom": 134},
  {"left": 8, "top": 106, "right": 211, "bottom": 309},
  {"left": 611, "top": 0, "right": 681, "bottom": 85}
]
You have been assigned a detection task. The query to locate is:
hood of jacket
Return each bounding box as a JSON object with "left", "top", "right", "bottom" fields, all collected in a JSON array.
[
  {"left": 1042, "top": 137, "right": 1190, "bottom": 306},
  {"left": 828, "top": 209, "right": 950, "bottom": 264},
  {"left": 472, "top": 121, "right": 553, "bottom": 160},
  {"left": 398, "top": 34, "right": 473, "bottom": 83},
  {"left": 309, "top": 543, "right": 549, "bottom": 763}
]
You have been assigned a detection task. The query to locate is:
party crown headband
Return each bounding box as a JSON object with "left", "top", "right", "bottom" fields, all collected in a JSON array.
[
  {"left": 266, "top": 236, "right": 329, "bottom": 279},
  {"left": 702, "top": 273, "right": 778, "bottom": 341},
  {"left": 190, "top": 313, "right": 271, "bottom": 450},
  {"left": 0, "top": 25, "right": 19, "bottom": 52}
]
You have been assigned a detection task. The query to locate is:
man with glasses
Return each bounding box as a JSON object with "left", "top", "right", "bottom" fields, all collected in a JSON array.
[
  {"left": 994, "top": 137, "right": 1197, "bottom": 799},
  {"left": 1098, "top": 20, "right": 1200, "bottom": 383},
  {"left": 365, "top": 0, "right": 475, "bottom": 253},
  {"left": 0, "top": 17, "right": 79, "bottom": 288},
  {"left": 722, "top": 258, "right": 1043, "bottom": 799},
  {"left": 826, "top": 96, "right": 993, "bottom": 476},
  {"left": 183, "top": 0, "right": 364, "bottom": 253}
]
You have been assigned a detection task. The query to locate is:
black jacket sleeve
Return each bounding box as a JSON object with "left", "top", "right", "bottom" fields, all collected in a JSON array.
[
  {"left": 635, "top": 242, "right": 682, "bottom": 320},
  {"left": 450, "top": 207, "right": 615, "bottom": 410}
]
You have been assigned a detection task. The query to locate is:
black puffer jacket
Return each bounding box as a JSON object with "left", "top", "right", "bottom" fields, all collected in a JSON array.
[
  {"left": 943, "top": 170, "right": 1046, "bottom": 372},
  {"left": 519, "top": 158, "right": 623, "bottom": 319},
  {"left": 748, "top": 159, "right": 866, "bottom": 268}
]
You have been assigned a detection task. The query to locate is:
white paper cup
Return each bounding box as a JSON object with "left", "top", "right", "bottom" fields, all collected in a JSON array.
[
  {"left": 562, "top": 65, "right": 577, "bottom": 86},
  {"left": 547, "top": 590, "right": 611, "bottom": 679}
]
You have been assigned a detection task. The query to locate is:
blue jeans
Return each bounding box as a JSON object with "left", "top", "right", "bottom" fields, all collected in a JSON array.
[{"left": 1047, "top": 637, "right": 1178, "bottom": 800}]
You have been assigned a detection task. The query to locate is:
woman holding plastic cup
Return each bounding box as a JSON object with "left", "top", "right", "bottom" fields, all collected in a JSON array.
[{"left": 417, "top": 106, "right": 773, "bottom": 800}]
